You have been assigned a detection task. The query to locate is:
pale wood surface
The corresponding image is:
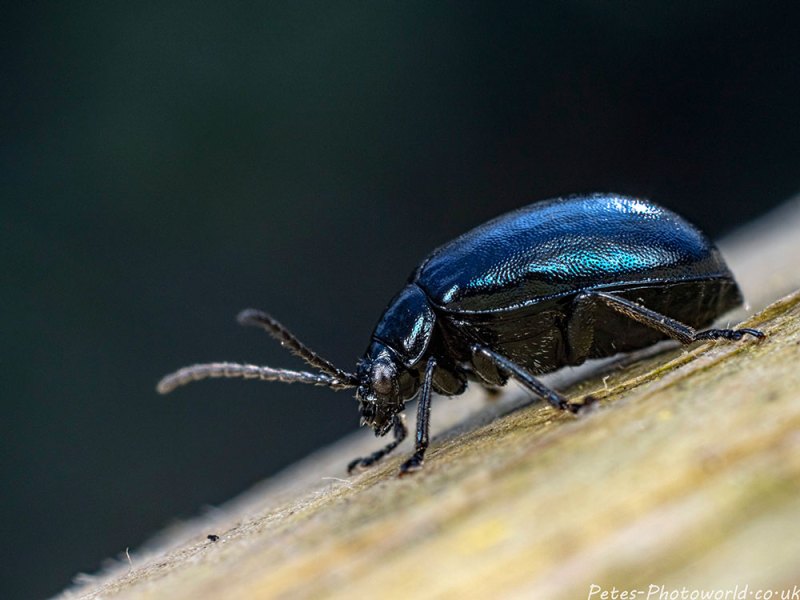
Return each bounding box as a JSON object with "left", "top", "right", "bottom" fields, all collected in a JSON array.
[{"left": 61, "top": 196, "right": 800, "bottom": 600}]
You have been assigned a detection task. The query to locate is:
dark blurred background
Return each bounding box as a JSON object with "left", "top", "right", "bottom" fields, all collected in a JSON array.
[{"left": 4, "top": 2, "right": 800, "bottom": 598}]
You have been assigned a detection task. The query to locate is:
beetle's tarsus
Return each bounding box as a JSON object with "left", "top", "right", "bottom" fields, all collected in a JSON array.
[
  {"left": 694, "top": 327, "right": 765, "bottom": 341},
  {"left": 347, "top": 413, "right": 409, "bottom": 474},
  {"left": 346, "top": 447, "right": 391, "bottom": 474},
  {"left": 740, "top": 328, "right": 766, "bottom": 339},
  {"left": 347, "top": 456, "right": 376, "bottom": 474}
]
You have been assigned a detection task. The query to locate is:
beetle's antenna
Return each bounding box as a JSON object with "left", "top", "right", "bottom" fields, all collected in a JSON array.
[
  {"left": 157, "top": 362, "right": 356, "bottom": 395},
  {"left": 237, "top": 308, "right": 358, "bottom": 385}
]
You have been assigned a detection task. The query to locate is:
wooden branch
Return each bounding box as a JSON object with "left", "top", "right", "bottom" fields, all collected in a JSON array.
[{"left": 63, "top": 197, "right": 800, "bottom": 600}]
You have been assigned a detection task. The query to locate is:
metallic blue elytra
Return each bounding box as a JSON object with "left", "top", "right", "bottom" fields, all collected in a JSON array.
[
  {"left": 158, "top": 193, "right": 762, "bottom": 475},
  {"left": 415, "top": 194, "right": 732, "bottom": 311}
]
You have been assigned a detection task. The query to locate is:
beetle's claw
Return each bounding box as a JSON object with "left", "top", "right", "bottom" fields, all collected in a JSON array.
[
  {"left": 738, "top": 327, "right": 766, "bottom": 340},
  {"left": 579, "top": 394, "right": 599, "bottom": 413},
  {"left": 347, "top": 457, "right": 372, "bottom": 474},
  {"left": 566, "top": 395, "right": 598, "bottom": 415},
  {"left": 398, "top": 456, "right": 423, "bottom": 477}
]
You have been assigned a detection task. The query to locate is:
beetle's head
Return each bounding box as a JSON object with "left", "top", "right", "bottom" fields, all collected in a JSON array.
[{"left": 355, "top": 343, "right": 410, "bottom": 436}]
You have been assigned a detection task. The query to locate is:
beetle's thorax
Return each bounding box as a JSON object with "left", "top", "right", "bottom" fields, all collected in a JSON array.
[{"left": 371, "top": 284, "right": 436, "bottom": 363}]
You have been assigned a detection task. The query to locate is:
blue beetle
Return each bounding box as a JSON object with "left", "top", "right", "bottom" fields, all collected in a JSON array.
[{"left": 158, "top": 194, "right": 762, "bottom": 475}]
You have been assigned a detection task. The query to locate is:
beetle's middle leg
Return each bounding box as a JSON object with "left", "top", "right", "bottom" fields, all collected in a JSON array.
[
  {"left": 582, "top": 292, "right": 764, "bottom": 344},
  {"left": 475, "top": 347, "right": 594, "bottom": 414}
]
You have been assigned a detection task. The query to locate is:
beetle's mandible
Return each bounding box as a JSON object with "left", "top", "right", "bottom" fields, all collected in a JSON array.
[{"left": 158, "top": 194, "right": 763, "bottom": 475}]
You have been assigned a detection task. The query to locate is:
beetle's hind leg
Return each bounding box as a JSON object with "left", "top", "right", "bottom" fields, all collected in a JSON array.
[
  {"left": 475, "top": 347, "right": 596, "bottom": 414},
  {"left": 347, "top": 414, "right": 408, "bottom": 473},
  {"left": 585, "top": 292, "right": 764, "bottom": 344}
]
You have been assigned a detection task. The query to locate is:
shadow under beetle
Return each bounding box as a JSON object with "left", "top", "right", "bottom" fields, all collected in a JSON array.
[{"left": 158, "top": 194, "right": 763, "bottom": 475}]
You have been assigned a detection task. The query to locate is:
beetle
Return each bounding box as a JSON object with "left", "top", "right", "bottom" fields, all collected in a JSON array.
[{"left": 157, "top": 193, "right": 763, "bottom": 475}]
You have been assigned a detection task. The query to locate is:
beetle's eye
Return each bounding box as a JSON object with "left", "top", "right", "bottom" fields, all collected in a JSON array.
[{"left": 371, "top": 361, "right": 395, "bottom": 396}]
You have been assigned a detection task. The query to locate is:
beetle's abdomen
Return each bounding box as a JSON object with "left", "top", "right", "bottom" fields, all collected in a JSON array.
[
  {"left": 438, "top": 276, "right": 742, "bottom": 376},
  {"left": 414, "top": 194, "right": 735, "bottom": 314}
]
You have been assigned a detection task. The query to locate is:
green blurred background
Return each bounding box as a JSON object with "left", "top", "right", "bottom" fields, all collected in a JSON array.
[{"left": 4, "top": 2, "right": 800, "bottom": 598}]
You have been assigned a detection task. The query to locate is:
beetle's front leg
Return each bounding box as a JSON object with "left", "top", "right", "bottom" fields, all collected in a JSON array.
[
  {"left": 399, "top": 356, "right": 437, "bottom": 476},
  {"left": 347, "top": 414, "right": 408, "bottom": 474}
]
